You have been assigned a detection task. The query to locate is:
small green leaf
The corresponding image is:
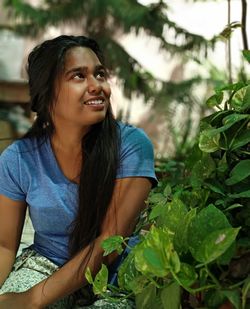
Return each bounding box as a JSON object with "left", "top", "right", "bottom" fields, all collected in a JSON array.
[
  {"left": 169, "top": 251, "right": 181, "bottom": 274},
  {"left": 222, "top": 113, "right": 249, "bottom": 126},
  {"left": 231, "top": 129, "right": 250, "bottom": 150},
  {"left": 243, "top": 50, "right": 250, "bottom": 63},
  {"left": 222, "top": 290, "right": 241, "bottom": 309},
  {"left": 92, "top": 264, "right": 108, "bottom": 295},
  {"left": 160, "top": 282, "right": 181, "bottom": 309},
  {"left": 149, "top": 203, "right": 166, "bottom": 221},
  {"left": 226, "top": 160, "right": 250, "bottom": 185},
  {"left": 206, "top": 92, "right": 224, "bottom": 107},
  {"left": 204, "top": 289, "right": 226, "bottom": 307},
  {"left": 175, "top": 263, "right": 198, "bottom": 288},
  {"left": 148, "top": 193, "right": 166, "bottom": 204},
  {"left": 229, "top": 190, "right": 250, "bottom": 198},
  {"left": 231, "top": 85, "right": 250, "bottom": 111},
  {"left": 101, "top": 235, "right": 124, "bottom": 256},
  {"left": 220, "top": 81, "right": 245, "bottom": 92},
  {"left": 85, "top": 267, "right": 93, "bottom": 284},
  {"left": 225, "top": 203, "right": 243, "bottom": 211},
  {"left": 242, "top": 276, "right": 250, "bottom": 309},
  {"left": 204, "top": 181, "right": 225, "bottom": 195},
  {"left": 199, "top": 129, "right": 220, "bottom": 153},
  {"left": 163, "top": 184, "right": 172, "bottom": 198}
]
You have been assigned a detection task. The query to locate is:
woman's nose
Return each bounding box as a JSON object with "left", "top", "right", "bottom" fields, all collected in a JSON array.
[{"left": 87, "top": 76, "right": 101, "bottom": 94}]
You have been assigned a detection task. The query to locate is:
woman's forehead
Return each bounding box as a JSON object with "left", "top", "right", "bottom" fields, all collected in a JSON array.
[{"left": 64, "top": 46, "right": 101, "bottom": 70}]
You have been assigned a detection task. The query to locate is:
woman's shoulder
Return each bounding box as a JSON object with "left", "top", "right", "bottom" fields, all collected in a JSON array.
[
  {"left": 117, "top": 121, "right": 152, "bottom": 145},
  {"left": 0, "top": 136, "right": 45, "bottom": 159}
]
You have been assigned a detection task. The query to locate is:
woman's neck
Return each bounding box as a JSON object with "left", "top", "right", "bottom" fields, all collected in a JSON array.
[{"left": 51, "top": 122, "right": 90, "bottom": 153}]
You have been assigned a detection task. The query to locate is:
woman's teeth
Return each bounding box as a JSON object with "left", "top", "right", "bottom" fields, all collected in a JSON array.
[{"left": 84, "top": 99, "right": 104, "bottom": 105}]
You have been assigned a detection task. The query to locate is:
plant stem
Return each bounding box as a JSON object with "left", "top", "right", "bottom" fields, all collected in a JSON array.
[
  {"left": 241, "top": 0, "right": 249, "bottom": 50},
  {"left": 205, "top": 265, "right": 221, "bottom": 288}
]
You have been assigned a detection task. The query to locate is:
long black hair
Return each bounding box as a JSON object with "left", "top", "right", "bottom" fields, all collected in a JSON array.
[{"left": 24, "top": 35, "right": 120, "bottom": 258}]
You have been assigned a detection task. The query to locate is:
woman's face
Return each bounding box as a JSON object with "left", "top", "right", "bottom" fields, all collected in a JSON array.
[{"left": 52, "top": 46, "right": 111, "bottom": 129}]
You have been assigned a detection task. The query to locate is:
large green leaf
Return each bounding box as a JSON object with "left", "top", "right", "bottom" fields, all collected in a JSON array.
[
  {"left": 134, "top": 226, "right": 172, "bottom": 277},
  {"left": 226, "top": 160, "right": 250, "bottom": 185},
  {"left": 160, "top": 282, "right": 181, "bottom": 309},
  {"left": 187, "top": 205, "right": 232, "bottom": 262},
  {"left": 193, "top": 227, "right": 240, "bottom": 264},
  {"left": 143, "top": 247, "right": 168, "bottom": 275}
]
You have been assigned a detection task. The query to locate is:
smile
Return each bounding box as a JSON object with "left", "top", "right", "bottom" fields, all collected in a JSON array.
[{"left": 84, "top": 99, "right": 104, "bottom": 105}]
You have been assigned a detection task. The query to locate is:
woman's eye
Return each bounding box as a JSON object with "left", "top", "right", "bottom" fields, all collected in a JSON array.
[
  {"left": 73, "top": 73, "right": 85, "bottom": 80},
  {"left": 96, "top": 70, "right": 107, "bottom": 80}
]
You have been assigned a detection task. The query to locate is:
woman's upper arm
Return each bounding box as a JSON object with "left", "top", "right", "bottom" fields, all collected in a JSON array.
[
  {"left": 101, "top": 177, "right": 152, "bottom": 238},
  {"left": 0, "top": 194, "right": 27, "bottom": 252}
]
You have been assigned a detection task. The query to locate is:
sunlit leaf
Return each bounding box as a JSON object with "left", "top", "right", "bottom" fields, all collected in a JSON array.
[
  {"left": 199, "top": 129, "right": 220, "bottom": 152},
  {"left": 92, "top": 264, "right": 108, "bottom": 295},
  {"left": 206, "top": 92, "right": 223, "bottom": 107}
]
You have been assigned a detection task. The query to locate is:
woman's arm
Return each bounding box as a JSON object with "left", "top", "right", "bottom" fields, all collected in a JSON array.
[
  {"left": 27, "top": 177, "right": 152, "bottom": 308},
  {"left": 0, "top": 195, "right": 27, "bottom": 287}
]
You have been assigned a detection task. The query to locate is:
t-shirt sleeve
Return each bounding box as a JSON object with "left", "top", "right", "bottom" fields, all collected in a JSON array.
[
  {"left": 0, "top": 145, "right": 26, "bottom": 201},
  {"left": 116, "top": 126, "right": 158, "bottom": 187}
]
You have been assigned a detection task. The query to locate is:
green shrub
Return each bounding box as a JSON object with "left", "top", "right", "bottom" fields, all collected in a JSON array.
[{"left": 86, "top": 51, "right": 250, "bottom": 309}]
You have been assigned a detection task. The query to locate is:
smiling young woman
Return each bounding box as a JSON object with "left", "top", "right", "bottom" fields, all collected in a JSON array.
[{"left": 0, "top": 35, "right": 157, "bottom": 308}]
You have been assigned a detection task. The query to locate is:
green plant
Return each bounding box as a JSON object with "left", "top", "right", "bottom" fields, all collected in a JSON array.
[{"left": 85, "top": 51, "right": 250, "bottom": 308}]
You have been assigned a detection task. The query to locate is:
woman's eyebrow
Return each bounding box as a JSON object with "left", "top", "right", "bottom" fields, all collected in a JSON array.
[{"left": 65, "top": 65, "right": 106, "bottom": 76}]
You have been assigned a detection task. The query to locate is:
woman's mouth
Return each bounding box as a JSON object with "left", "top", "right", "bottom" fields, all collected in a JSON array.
[{"left": 84, "top": 99, "right": 104, "bottom": 105}]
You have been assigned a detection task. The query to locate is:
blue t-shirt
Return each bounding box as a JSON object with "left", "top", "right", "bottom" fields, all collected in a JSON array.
[{"left": 0, "top": 122, "right": 157, "bottom": 266}]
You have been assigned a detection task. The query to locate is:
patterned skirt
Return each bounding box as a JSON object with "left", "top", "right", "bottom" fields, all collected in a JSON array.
[{"left": 0, "top": 248, "right": 134, "bottom": 309}]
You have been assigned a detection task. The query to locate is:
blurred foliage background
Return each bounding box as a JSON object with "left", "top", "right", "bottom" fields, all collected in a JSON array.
[{"left": 0, "top": 0, "right": 248, "bottom": 159}]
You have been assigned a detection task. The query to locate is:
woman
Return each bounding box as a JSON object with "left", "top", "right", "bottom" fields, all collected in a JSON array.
[{"left": 0, "top": 35, "right": 157, "bottom": 308}]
